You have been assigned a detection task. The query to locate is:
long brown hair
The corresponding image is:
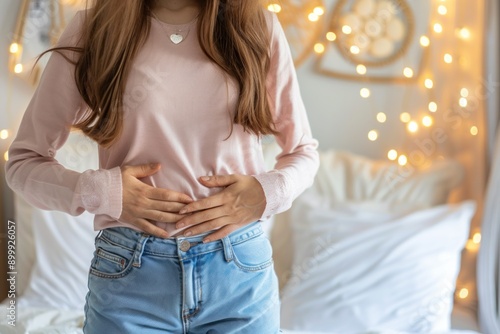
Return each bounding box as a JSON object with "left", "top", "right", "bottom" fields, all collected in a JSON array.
[{"left": 43, "top": 0, "right": 277, "bottom": 147}]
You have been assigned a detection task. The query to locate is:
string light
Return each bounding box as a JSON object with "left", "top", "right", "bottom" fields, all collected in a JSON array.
[
  {"left": 398, "top": 155, "right": 408, "bottom": 166},
  {"left": 350, "top": 45, "right": 360, "bottom": 54},
  {"left": 356, "top": 64, "right": 367, "bottom": 75},
  {"left": 0, "top": 130, "right": 9, "bottom": 140},
  {"left": 466, "top": 233, "right": 481, "bottom": 252},
  {"left": 308, "top": 13, "right": 319, "bottom": 22},
  {"left": 388, "top": 149, "right": 398, "bottom": 161},
  {"left": 461, "top": 88, "right": 469, "bottom": 97},
  {"left": 424, "top": 79, "right": 434, "bottom": 89},
  {"left": 403, "top": 67, "right": 414, "bottom": 78},
  {"left": 360, "top": 88, "right": 371, "bottom": 98},
  {"left": 314, "top": 43, "right": 325, "bottom": 54},
  {"left": 326, "top": 32, "right": 337, "bottom": 41},
  {"left": 459, "top": 97, "right": 468, "bottom": 107},
  {"left": 9, "top": 43, "right": 19, "bottom": 54},
  {"left": 267, "top": 3, "right": 282, "bottom": 13},
  {"left": 470, "top": 126, "right": 479, "bottom": 136},
  {"left": 429, "top": 102, "right": 438, "bottom": 112},
  {"left": 422, "top": 116, "right": 433, "bottom": 127},
  {"left": 420, "top": 35, "right": 430, "bottom": 47},
  {"left": 407, "top": 121, "right": 419, "bottom": 133},
  {"left": 400, "top": 112, "right": 411, "bottom": 123},
  {"left": 368, "top": 130, "right": 378, "bottom": 141},
  {"left": 3, "top": 151, "right": 8, "bottom": 162},
  {"left": 444, "top": 53, "right": 453, "bottom": 63},
  {"left": 458, "top": 27, "right": 471, "bottom": 39},
  {"left": 466, "top": 239, "right": 479, "bottom": 251},
  {"left": 313, "top": 6, "right": 325, "bottom": 16},
  {"left": 14, "top": 64, "right": 23, "bottom": 74},
  {"left": 433, "top": 23, "right": 443, "bottom": 33},
  {"left": 342, "top": 25, "right": 353, "bottom": 34},
  {"left": 377, "top": 112, "right": 387, "bottom": 123},
  {"left": 458, "top": 288, "right": 469, "bottom": 299},
  {"left": 437, "top": 5, "right": 448, "bottom": 15}
]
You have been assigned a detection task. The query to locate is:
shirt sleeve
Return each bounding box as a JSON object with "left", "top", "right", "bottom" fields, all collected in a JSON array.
[
  {"left": 252, "top": 11, "right": 320, "bottom": 219},
  {"left": 5, "top": 11, "right": 123, "bottom": 219}
]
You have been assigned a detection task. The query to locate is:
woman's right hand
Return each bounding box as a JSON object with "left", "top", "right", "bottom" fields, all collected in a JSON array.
[{"left": 119, "top": 163, "right": 193, "bottom": 238}]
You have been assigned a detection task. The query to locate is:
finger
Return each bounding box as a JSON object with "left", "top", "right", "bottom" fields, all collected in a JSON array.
[
  {"left": 179, "top": 193, "right": 225, "bottom": 214},
  {"left": 147, "top": 187, "right": 193, "bottom": 203},
  {"left": 198, "top": 174, "right": 239, "bottom": 188},
  {"left": 142, "top": 210, "right": 187, "bottom": 224},
  {"left": 181, "top": 216, "right": 233, "bottom": 237},
  {"left": 202, "top": 223, "right": 243, "bottom": 243},
  {"left": 148, "top": 200, "right": 186, "bottom": 213},
  {"left": 124, "top": 163, "right": 161, "bottom": 178},
  {"left": 176, "top": 206, "right": 227, "bottom": 229},
  {"left": 133, "top": 218, "right": 170, "bottom": 238}
]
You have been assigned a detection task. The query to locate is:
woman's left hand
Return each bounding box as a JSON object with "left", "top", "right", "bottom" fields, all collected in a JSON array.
[{"left": 174, "top": 174, "right": 266, "bottom": 242}]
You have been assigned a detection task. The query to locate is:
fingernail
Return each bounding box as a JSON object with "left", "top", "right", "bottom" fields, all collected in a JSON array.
[
  {"left": 184, "top": 231, "right": 192, "bottom": 237},
  {"left": 161, "top": 233, "right": 169, "bottom": 239},
  {"left": 203, "top": 238, "right": 211, "bottom": 244},
  {"left": 179, "top": 208, "right": 187, "bottom": 214},
  {"left": 150, "top": 163, "right": 159, "bottom": 168},
  {"left": 201, "top": 176, "right": 210, "bottom": 181},
  {"left": 177, "top": 223, "right": 185, "bottom": 229}
]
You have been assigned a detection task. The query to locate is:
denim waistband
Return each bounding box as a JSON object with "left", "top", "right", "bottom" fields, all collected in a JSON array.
[{"left": 98, "top": 221, "right": 264, "bottom": 261}]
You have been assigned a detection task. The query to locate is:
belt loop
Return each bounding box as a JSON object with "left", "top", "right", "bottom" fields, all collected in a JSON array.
[
  {"left": 221, "top": 236, "right": 234, "bottom": 262},
  {"left": 133, "top": 233, "right": 150, "bottom": 268}
]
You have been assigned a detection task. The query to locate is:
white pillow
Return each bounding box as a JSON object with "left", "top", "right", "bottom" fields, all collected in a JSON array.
[
  {"left": 16, "top": 132, "right": 98, "bottom": 310},
  {"left": 280, "top": 201, "right": 476, "bottom": 333},
  {"left": 270, "top": 150, "right": 465, "bottom": 291},
  {"left": 311, "top": 150, "right": 464, "bottom": 208}
]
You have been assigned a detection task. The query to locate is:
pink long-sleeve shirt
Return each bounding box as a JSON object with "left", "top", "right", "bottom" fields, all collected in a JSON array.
[{"left": 5, "top": 9, "right": 319, "bottom": 235}]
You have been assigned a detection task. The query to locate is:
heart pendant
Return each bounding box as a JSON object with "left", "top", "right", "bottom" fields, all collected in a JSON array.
[{"left": 170, "top": 34, "right": 183, "bottom": 44}]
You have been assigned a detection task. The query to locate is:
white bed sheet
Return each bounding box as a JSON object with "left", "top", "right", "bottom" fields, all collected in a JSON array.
[{"left": 0, "top": 303, "right": 84, "bottom": 334}]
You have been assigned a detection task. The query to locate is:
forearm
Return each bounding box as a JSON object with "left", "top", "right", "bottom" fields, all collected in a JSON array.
[{"left": 6, "top": 147, "right": 123, "bottom": 218}]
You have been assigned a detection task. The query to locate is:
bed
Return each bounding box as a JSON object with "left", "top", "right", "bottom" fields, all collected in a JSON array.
[{"left": 0, "top": 134, "right": 484, "bottom": 334}]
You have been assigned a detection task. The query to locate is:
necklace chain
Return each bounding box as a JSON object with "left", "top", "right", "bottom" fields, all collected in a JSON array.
[{"left": 151, "top": 11, "right": 198, "bottom": 45}]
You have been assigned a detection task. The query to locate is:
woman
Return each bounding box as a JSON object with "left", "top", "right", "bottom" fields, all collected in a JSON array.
[{"left": 5, "top": 0, "right": 319, "bottom": 332}]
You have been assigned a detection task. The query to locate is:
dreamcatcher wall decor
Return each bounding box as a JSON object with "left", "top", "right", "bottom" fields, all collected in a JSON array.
[
  {"left": 267, "top": 0, "right": 431, "bottom": 84},
  {"left": 315, "top": 0, "right": 431, "bottom": 83}
]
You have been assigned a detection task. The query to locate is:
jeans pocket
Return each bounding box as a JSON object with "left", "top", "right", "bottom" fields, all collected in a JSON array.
[
  {"left": 90, "top": 235, "right": 135, "bottom": 279},
  {"left": 231, "top": 233, "right": 274, "bottom": 272}
]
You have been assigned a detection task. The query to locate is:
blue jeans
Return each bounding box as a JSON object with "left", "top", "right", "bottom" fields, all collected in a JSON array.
[{"left": 83, "top": 221, "right": 280, "bottom": 333}]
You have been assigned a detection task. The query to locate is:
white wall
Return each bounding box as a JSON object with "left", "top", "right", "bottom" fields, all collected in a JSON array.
[{"left": 298, "top": 57, "right": 409, "bottom": 158}]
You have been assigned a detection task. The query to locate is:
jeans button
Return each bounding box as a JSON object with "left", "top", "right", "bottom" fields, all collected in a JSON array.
[{"left": 179, "top": 240, "right": 191, "bottom": 252}]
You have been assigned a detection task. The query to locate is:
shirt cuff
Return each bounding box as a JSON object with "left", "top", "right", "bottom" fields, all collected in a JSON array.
[
  {"left": 78, "top": 166, "right": 123, "bottom": 219},
  {"left": 252, "top": 170, "right": 290, "bottom": 219}
]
